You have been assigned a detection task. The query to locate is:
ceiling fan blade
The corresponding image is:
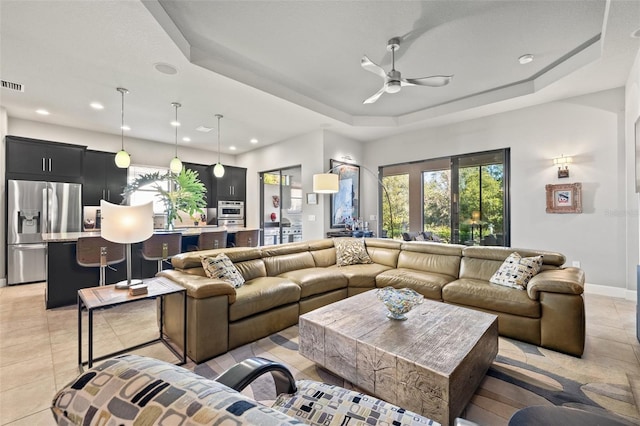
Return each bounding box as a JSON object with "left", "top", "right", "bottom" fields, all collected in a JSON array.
[
  {"left": 402, "top": 75, "right": 453, "bottom": 87},
  {"left": 361, "top": 56, "right": 387, "bottom": 79},
  {"left": 363, "top": 85, "right": 387, "bottom": 104}
]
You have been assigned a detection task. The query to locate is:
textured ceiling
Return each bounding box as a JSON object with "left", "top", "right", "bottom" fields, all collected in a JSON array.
[{"left": 1, "top": 0, "right": 638, "bottom": 154}]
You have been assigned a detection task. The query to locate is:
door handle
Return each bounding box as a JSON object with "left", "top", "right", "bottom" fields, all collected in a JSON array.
[
  {"left": 48, "top": 158, "right": 52, "bottom": 172},
  {"left": 102, "top": 189, "right": 105, "bottom": 200},
  {"left": 107, "top": 190, "right": 110, "bottom": 200},
  {"left": 42, "top": 158, "right": 46, "bottom": 172}
]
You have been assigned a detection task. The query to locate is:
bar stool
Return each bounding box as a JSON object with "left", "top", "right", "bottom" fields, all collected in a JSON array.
[
  {"left": 197, "top": 230, "right": 227, "bottom": 250},
  {"left": 233, "top": 229, "right": 260, "bottom": 247},
  {"left": 76, "top": 236, "right": 125, "bottom": 286},
  {"left": 141, "top": 232, "right": 182, "bottom": 274}
]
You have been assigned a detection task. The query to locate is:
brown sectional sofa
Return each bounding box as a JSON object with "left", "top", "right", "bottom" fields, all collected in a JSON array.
[{"left": 159, "top": 238, "right": 585, "bottom": 363}]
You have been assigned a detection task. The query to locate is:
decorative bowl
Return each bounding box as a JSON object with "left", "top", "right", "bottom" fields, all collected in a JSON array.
[{"left": 376, "top": 286, "right": 424, "bottom": 320}]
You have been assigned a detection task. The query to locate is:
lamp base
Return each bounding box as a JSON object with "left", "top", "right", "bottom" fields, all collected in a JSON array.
[{"left": 115, "top": 279, "right": 143, "bottom": 289}]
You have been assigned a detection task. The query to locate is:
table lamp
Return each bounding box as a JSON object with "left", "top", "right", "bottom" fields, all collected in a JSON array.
[{"left": 100, "top": 200, "right": 154, "bottom": 289}]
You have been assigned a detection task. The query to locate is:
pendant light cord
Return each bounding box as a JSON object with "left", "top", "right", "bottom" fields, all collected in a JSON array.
[
  {"left": 120, "top": 90, "right": 125, "bottom": 150},
  {"left": 174, "top": 103, "right": 179, "bottom": 157},
  {"left": 216, "top": 114, "right": 223, "bottom": 163}
]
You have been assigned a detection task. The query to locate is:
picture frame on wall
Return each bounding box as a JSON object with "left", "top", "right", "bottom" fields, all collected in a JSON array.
[
  {"left": 635, "top": 116, "right": 640, "bottom": 193},
  {"left": 545, "top": 183, "right": 582, "bottom": 214},
  {"left": 306, "top": 193, "right": 317, "bottom": 205},
  {"left": 329, "top": 159, "right": 360, "bottom": 228}
]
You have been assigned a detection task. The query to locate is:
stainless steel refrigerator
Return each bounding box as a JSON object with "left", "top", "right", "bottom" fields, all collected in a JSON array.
[{"left": 7, "top": 179, "right": 82, "bottom": 285}]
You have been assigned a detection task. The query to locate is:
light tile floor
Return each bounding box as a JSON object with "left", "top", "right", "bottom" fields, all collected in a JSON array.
[{"left": 0, "top": 282, "right": 638, "bottom": 425}]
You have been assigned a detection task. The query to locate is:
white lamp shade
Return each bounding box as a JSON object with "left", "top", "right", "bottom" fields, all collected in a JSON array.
[
  {"left": 313, "top": 173, "right": 339, "bottom": 193},
  {"left": 553, "top": 156, "right": 572, "bottom": 165},
  {"left": 169, "top": 157, "right": 183, "bottom": 173},
  {"left": 114, "top": 150, "right": 131, "bottom": 168},
  {"left": 213, "top": 162, "right": 225, "bottom": 178},
  {"left": 100, "top": 200, "right": 154, "bottom": 244}
]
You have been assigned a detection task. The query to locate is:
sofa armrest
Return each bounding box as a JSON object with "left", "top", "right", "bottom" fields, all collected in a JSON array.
[
  {"left": 158, "top": 269, "right": 237, "bottom": 303},
  {"left": 527, "top": 267, "right": 585, "bottom": 300},
  {"left": 215, "top": 356, "right": 297, "bottom": 395}
]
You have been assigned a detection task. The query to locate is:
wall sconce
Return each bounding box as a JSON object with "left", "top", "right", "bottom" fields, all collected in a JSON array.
[{"left": 553, "top": 155, "right": 572, "bottom": 178}]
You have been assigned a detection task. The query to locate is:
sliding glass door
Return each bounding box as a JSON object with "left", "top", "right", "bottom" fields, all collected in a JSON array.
[
  {"left": 260, "top": 166, "right": 303, "bottom": 246},
  {"left": 381, "top": 149, "right": 509, "bottom": 245}
]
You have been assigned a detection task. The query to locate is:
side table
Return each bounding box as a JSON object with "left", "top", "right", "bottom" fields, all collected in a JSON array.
[{"left": 78, "top": 276, "right": 187, "bottom": 370}]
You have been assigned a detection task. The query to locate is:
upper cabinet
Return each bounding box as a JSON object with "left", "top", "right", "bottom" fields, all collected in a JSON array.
[
  {"left": 183, "top": 162, "right": 215, "bottom": 208},
  {"left": 214, "top": 165, "right": 246, "bottom": 202},
  {"left": 83, "top": 150, "right": 128, "bottom": 206},
  {"left": 6, "top": 136, "right": 85, "bottom": 183}
]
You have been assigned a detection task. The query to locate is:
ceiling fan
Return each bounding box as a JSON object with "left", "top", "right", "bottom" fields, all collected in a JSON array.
[{"left": 361, "top": 37, "right": 453, "bottom": 104}]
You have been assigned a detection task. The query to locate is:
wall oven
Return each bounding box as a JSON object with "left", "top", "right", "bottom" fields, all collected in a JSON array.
[{"left": 218, "top": 200, "right": 244, "bottom": 220}]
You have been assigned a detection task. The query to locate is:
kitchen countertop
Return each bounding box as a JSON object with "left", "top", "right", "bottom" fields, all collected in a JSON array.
[{"left": 42, "top": 226, "right": 261, "bottom": 243}]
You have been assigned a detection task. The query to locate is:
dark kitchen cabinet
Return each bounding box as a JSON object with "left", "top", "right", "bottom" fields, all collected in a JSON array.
[
  {"left": 6, "top": 136, "right": 85, "bottom": 183},
  {"left": 214, "top": 165, "right": 246, "bottom": 202},
  {"left": 83, "top": 150, "right": 128, "bottom": 206},
  {"left": 183, "top": 162, "right": 215, "bottom": 208}
]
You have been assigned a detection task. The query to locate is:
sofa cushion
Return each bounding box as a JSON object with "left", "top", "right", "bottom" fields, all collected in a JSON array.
[
  {"left": 230, "top": 277, "right": 301, "bottom": 321},
  {"left": 397, "top": 249, "right": 461, "bottom": 278},
  {"left": 263, "top": 251, "right": 315, "bottom": 276},
  {"left": 334, "top": 238, "right": 373, "bottom": 266},
  {"left": 443, "top": 278, "right": 541, "bottom": 318},
  {"left": 376, "top": 268, "right": 454, "bottom": 300},
  {"left": 490, "top": 252, "right": 543, "bottom": 290},
  {"left": 279, "top": 268, "right": 348, "bottom": 298},
  {"left": 201, "top": 253, "right": 245, "bottom": 288},
  {"left": 52, "top": 355, "right": 300, "bottom": 426},
  {"left": 272, "top": 379, "right": 435, "bottom": 426},
  {"left": 331, "top": 263, "right": 392, "bottom": 287}
]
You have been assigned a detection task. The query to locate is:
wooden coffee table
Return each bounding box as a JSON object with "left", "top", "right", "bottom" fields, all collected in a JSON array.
[{"left": 299, "top": 290, "right": 498, "bottom": 426}]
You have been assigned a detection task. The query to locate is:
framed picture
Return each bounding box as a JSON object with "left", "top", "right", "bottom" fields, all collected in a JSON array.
[
  {"left": 329, "top": 159, "right": 360, "bottom": 228},
  {"left": 306, "top": 193, "right": 317, "bottom": 205},
  {"left": 635, "top": 116, "right": 640, "bottom": 192},
  {"left": 545, "top": 183, "right": 582, "bottom": 214}
]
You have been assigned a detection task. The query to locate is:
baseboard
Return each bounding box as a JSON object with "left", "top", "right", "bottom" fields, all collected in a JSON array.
[
  {"left": 0, "top": 278, "right": 6, "bottom": 288},
  {"left": 584, "top": 283, "right": 637, "bottom": 301}
]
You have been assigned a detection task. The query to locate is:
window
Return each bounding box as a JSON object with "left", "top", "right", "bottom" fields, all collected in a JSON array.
[
  {"left": 381, "top": 149, "right": 510, "bottom": 245},
  {"left": 127, "top": 165, "right": 170, "bottom": 214}
]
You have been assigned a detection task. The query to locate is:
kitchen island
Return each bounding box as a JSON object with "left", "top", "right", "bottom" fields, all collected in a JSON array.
[{"left": 42, "top": 226, "right": 260, "bottom": 309}]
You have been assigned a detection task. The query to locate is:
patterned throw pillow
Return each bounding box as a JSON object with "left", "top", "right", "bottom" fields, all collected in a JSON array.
[
  {"left": 334, "top": 238, "right": 373, "bottom": 267},
  {"left": 490, "top": 252, "right": 543, "bottom": 290},
  {"left": 272, "top": 380, "right": 436, "bottom": 425},
  {"left": 201, "top": 253, "right": 245, "bottom": 288}
]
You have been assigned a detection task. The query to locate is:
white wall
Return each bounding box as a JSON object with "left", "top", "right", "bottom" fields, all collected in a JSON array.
[
  {"left": 362, "top": 88, "right": 628, "bottom": 292},
  {"left": 626, "top": 47, "right": 640, "bottom": 297}
]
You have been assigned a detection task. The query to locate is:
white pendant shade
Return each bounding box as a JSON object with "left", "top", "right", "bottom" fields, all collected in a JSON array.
[
  {"left": 213, "top": 162, "right": 225, "bottom": 178},
  {"left": 313, "top": 173, "right": 339, "bottom": 193},
  {"left": 114, "top": 150, "right": 131, "bottom": 168},
  {"left": 100, "top": 200, "right": 153, "bottom": 244},
  {"left": 169, "top": 157, "right": 183, "bottom": 173}
]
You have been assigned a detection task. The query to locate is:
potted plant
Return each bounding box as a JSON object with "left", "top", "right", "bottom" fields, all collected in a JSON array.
[{"left": 122, "top": 169, "right": 207, "bottom": 229}]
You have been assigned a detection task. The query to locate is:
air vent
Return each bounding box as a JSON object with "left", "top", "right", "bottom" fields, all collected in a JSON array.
[{"left": 1, "top": 80, "right": 24, "bottom": 92}]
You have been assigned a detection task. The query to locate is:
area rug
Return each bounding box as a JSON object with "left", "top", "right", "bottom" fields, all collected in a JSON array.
[{"left": 192, "top": 325, "right": 639, "bottom": 426}]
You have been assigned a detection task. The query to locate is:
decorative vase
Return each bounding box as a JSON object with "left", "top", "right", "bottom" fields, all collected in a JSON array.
[{"left": 376, "top": 286, "right": 424, "bottom": 320}]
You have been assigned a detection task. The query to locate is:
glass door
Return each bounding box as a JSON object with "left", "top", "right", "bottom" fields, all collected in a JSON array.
[
  {"left": 381, "top": 173, "right": 409, "bottom": 239},
  {"left": 260, "top": 166, "right": 302, "bottom": 246},
  {"left": 453, "top": 150, "right": 508, "bottom": 246}
]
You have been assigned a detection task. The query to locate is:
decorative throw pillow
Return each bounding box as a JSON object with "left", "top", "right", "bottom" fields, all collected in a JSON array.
[
  {"left": 334, "top": 238, "right": 373, "bottom": 267},
  {"left": 201, "top": 253, "right": 245, "bottom": 288},
  {"left": 415, "top": 233, "right": 426, "bottom": 241},
  {"left": 490, "top": 252, "right": 543, "bottom": 290}
]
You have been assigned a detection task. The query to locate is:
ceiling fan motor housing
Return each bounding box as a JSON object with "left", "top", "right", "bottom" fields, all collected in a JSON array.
[{"left": 386, "top": 69, "right": 402, "bottom": 93}]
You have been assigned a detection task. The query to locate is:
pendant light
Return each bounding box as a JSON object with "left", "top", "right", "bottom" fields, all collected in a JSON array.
[
  {"left": 114, "top": 87, "right": 131, "bottom": 168},
  {"left": 213, "top": 114, "right": 225, "bottom": 178},
  {"left": 169, "top": 102, "right": 183, "bottom": 173}
]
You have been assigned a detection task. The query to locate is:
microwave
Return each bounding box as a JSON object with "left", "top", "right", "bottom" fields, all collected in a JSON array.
[{"left": 218, "top": 200, "right": 244, "bottom": 219}]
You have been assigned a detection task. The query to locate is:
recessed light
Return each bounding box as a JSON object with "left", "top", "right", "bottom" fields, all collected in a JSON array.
[
  {"left": 36, "top": 109, "right": 50, "bottom": 115},
  {"left": 632, "top": 28, "right": 640, "bottom": 38},
  {"left": 250, "top": 138, "right": 258, "bottom": 144},
  {"left": 121, "top": 125, "right": 130, "bottom": 131},
  {"left": 229, "top": 146, "right": 237, "bottom": 151},
  {"left": 170, "top": 121, "right": 180, "bottom": 127},
  {"left": 518, "top": 54, "right": 534, "bottom": 65},
  {"left": 154, "top": 62, "right": 178, "bottom": 75},
  {"left": 90, "top": 102, "right": 104, "bottom": 110},
  {"left": 182, "top": 137, "right": 191, "bottom": 142},
  {"left": 196, "top": 126, "right": 213, "bottom": 132}
]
